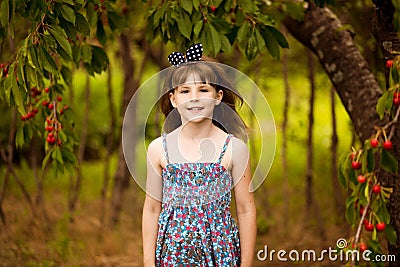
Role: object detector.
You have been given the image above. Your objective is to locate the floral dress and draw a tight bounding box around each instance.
[155,133,241,266]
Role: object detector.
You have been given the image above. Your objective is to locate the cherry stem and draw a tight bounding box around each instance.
[388,105,400,140]
[354,188,373,246]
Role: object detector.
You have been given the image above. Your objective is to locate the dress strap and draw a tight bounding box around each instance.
[162,133,170,164]
[217,134,232,164]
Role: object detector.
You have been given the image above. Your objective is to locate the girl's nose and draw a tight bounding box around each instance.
[190,91,199,101]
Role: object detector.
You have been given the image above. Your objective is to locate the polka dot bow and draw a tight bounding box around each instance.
[167,43,203,67]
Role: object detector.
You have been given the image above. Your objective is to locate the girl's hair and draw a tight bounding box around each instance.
[159,57,248,141]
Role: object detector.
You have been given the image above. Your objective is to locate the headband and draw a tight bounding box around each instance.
[167,43,203,67]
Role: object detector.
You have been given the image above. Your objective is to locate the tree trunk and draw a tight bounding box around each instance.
[305,49,326,241]
[330,85,344,220]
[68,74,91,215]
[100,65,117,228]
[110,30,137,226]
[305,49,315,219]
[281,41,290,230]
[284,3,400,260]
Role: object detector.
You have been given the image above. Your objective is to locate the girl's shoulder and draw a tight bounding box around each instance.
[147,136,164,158]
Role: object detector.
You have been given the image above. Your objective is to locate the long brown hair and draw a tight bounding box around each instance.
[159,58,248,141]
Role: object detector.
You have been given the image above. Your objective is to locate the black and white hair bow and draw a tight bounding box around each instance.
[167,43,203,67]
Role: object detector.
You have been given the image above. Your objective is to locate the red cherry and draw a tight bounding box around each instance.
[63,105,69,110]
[351,161,361,170]
[42,100,49,106]
[46,126,54,132]
[376,222,386,231]
[46,117,52,124]
[386,60,393,68]
[210,5,217,12]
[21,115,27,121]
[365,222,374,231]
[394,92,400,99]
[393,97,400,106]
[44,87,50,93]
[48,103,54,109]
[372,184,381,194]
[0,63,4,69]
[370,139,379,148]
[57,96,62,102]
[363,219,369,225]
[33,107,39,114]
[359,243,367,252]
[383,140,392,150]
[357,175,366,183]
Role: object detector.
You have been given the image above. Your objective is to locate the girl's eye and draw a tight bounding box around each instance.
[180,89,189,94]
[200,88,209,92]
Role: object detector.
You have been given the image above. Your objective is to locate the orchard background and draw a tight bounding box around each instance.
[0,0,400,266]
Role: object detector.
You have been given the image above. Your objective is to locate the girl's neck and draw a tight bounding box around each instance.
[178,119,215,140]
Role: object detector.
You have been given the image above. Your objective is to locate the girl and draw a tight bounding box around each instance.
[142,44,256,267]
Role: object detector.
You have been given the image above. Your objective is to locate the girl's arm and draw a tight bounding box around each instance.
[231,138,257,267]
[142,138,163,267]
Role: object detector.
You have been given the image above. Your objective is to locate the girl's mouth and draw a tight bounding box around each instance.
[187,107,204,113]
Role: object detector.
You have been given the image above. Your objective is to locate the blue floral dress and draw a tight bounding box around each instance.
[155,133,241,266]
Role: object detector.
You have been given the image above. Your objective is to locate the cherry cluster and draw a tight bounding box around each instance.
[21,85,69,147]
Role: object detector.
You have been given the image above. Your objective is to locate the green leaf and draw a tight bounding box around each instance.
[75,11,90,36]
[345,205,356,225]
[10,65,25,115]
[255,27,266,53]
[61,4,76,25]
[220,35,232,53]
[266,26,289,48]
[376,92,388,119]
[377,204,390,224]
[193,20,203,39]
[237,21,250,45]
[0,0,9,28]
[245,34,257,60]
[391,67,399,84]
[261,27,280,59]
[62,0,74,5]
[39,46,58,73]
[237,0,256,13]
[345,195,357,209]
[88,46,109,74]
[381,149,398,174]
[180,0,193,14]
[15,125,25,149]
[81,44,92,64]
[72,44,82,64]
[96,19,107,45]
[338,167,347,189]
[385,224,398,245]
[42,150,52,171]
[61,65,72,86]
[366,148,375,172]
[178,11,192,39]
[49,27,72,60]
[28,45,40,70]
[209,24,221,56]
[192,0,200,11]
[108,11,126,31]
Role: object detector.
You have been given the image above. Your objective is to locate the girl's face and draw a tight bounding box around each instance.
[169,73,223,124]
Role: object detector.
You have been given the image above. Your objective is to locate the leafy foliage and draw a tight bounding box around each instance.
[0,0,127,176]
[338,57,399,258]
[146,0,293,60]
